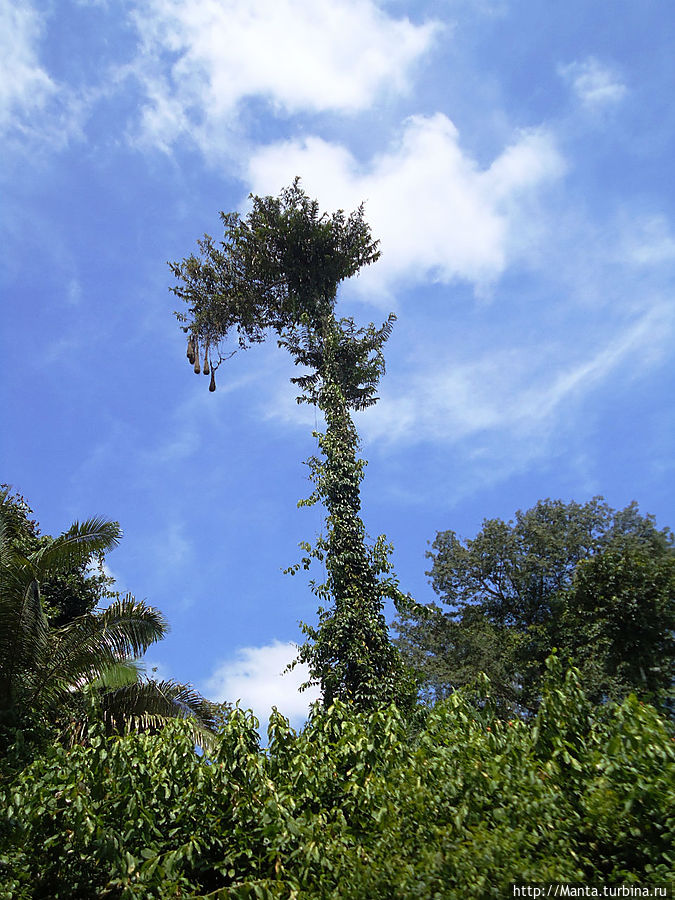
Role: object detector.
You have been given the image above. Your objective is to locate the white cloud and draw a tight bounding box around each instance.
[129,0,438,154]
[205,640,320,726]
[559,57,626,109]
[248,114,564,295]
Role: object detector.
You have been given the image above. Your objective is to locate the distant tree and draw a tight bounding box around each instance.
[395,497,675,714]
[561,543,675,710]
[0,494,216,753]
[170,179,415,710]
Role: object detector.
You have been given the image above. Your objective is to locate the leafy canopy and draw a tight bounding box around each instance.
[396,497,675,714]
[169,177,382,393]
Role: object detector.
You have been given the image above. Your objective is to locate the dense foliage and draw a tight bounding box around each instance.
[1,659,673,898]
[171,181,414,709]
[396,497,675,714]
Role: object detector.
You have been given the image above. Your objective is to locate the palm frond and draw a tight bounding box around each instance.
[0,504,196,748]
[97,595,169,656]
[0,509,10,568]
[89,679,218,751]
[29,518,122,580]
[0,567,49,710]
[88,659,146,691]
[27,595,168,709]
[104,678,216,724]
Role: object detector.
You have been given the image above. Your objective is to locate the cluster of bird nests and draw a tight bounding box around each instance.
[187,335,216,392]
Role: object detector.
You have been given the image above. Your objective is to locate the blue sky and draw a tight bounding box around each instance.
[2,0,674,727]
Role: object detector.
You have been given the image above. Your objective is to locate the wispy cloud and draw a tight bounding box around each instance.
[258,295,672,509]
[128,0,438,155]
[205,640,320,727]
[248,114,564,297]
[358,303,672,448]
[559,57,627,109]
[0,0,85,147]
[620,215,675,267]
[0,0,56,129]
[161,519,193,568]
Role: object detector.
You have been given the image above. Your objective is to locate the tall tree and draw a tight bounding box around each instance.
[395,497,675,714]
[170,180,414,710]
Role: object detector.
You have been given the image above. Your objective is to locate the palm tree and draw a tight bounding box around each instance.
[0,506,217,749]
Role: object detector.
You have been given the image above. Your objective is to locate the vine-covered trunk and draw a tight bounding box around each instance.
[297,323,413,710]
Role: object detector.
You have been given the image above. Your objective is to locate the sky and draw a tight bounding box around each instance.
[2,0,674,729]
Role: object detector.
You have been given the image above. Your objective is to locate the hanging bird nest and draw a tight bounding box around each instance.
[184,331,236,392]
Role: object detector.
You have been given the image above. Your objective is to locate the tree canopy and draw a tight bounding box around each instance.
[169,178,382,393]
[395,497,675,714]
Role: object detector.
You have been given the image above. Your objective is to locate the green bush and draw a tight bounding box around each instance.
[2,660,673,898]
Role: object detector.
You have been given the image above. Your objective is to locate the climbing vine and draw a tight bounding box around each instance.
[170,180,414,709]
